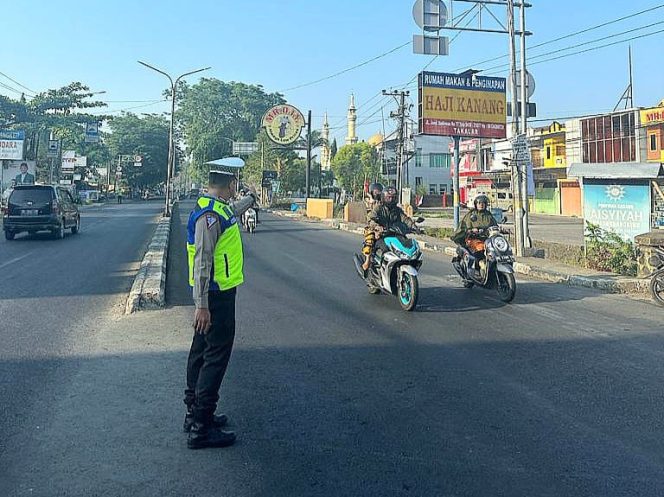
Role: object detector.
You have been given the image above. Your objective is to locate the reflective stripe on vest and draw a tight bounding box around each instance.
[187,196,244,291]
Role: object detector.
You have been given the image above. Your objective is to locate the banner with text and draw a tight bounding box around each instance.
[0,129,25,160]
[583,182,651,242]
[418,72,506,139]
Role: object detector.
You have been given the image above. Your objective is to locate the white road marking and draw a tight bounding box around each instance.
[0,251,34,270]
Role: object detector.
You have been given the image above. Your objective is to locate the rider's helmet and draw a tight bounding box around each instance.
[383,186,398,207]
[474,194,490,210]
[369,182,384,201]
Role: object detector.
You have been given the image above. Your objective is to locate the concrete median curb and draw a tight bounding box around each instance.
[125,214,172,314]
[267,208,649,296]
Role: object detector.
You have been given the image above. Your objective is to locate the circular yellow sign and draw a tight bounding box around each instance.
[262,105,305,145]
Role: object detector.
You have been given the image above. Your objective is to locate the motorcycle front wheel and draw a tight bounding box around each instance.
[650,273,664,307]
[398,272,419,311]
[496,272,516,303]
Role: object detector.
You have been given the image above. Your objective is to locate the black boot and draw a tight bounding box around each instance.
[187,421,236,450]
[183,410,229,433]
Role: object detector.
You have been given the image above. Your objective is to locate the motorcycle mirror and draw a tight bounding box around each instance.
[416,217,425,223]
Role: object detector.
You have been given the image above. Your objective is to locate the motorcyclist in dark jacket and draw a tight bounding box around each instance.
[368,186,419,253]
[451,194,498,270]
[361,182,384,272]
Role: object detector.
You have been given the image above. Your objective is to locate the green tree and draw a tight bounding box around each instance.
[331,142,381,197]
[176,79,285,178]
[330,138,338,160]
[105,113,170,189]
[1,82,109,182]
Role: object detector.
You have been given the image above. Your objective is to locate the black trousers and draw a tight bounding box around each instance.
[184,288,237,423]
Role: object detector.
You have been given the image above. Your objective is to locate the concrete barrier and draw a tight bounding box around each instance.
[125,214,172,314]
[306,198,334,219]
[344,201,367,224]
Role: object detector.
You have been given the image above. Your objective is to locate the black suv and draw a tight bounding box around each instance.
[3,185,80,240]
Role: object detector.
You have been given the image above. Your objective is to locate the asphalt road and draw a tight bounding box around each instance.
[0,201,161,463]
[171,206,663,496]
[2,204,664,496]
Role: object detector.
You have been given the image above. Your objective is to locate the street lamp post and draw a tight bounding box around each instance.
[138,61,210,216]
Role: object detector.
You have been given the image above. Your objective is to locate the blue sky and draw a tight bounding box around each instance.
[4,0,664,143]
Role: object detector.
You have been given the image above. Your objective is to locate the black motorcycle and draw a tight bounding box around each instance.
[648,246,664,307]
[452,225,516,303]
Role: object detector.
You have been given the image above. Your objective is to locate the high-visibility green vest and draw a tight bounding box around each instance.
[187,196,244,292]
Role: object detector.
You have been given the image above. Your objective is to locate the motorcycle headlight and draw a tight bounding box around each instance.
[493,236,509,253]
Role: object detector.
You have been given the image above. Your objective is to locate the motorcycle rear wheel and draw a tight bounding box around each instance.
[496,272,516,303]
[650,274,664,307]
[398,272,419,311]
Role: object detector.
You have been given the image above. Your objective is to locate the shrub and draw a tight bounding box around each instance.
[584,222,637,276]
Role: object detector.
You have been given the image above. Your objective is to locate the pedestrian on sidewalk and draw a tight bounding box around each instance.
[184,170,256,449]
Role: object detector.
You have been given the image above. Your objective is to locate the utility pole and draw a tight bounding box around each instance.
[453,136,461,228]
[306,109,312,200]
[383,90,409,204]
[519,0,531,248]
[507,0,525,256]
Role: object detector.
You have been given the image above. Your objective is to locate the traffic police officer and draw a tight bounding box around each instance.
[184,170,255,449]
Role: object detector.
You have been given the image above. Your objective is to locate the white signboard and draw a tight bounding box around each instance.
[61,151,87,172]
[0,130,25,160]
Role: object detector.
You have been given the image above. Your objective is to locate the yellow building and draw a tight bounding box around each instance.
[541,121,566,168]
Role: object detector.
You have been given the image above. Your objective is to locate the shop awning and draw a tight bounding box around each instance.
[568,162,663,179]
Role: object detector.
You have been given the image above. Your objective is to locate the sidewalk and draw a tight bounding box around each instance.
[269,209,649,296]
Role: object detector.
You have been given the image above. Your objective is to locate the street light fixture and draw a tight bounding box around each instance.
[138,60,211,216]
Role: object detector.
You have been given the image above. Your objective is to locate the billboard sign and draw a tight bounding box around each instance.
[47,139,61,158]
[418,71,506,138]
[61,151,87,172]
[640,106,664,126]
[583,182,651,242]
[233,142,259,155]
[262,105,305,146]
[0,129,25,160]
[1,160,36,191]
[85,122,100,143]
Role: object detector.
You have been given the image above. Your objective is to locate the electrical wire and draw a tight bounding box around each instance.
[90,100,168,115]
[280,40,411,93]
[0,71,36,95]
[451,2,664,73]
[485,27,664,76]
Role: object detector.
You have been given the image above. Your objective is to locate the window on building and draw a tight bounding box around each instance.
[415,177,423,188]
[546,146,551,160]
[429,153,451,168]
[582,112,636,164]
[651,133,658,152]
[415,148,423,167]
[439,185,447,194]
[429,184,437,195]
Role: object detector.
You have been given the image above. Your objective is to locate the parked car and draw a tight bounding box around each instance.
[3,185,80,240]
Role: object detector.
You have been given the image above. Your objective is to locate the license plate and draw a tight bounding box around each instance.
[21,209,38,216]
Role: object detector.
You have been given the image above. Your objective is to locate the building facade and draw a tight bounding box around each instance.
[641,102,664,163]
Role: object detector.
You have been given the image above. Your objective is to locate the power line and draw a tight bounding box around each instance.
[451,2,664,73]
[0,71,36,95]
[280,40,411,92]
[482,21,664,73]
[91,100,168,115]
[486,27,664,75]
[0,81,25,96]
